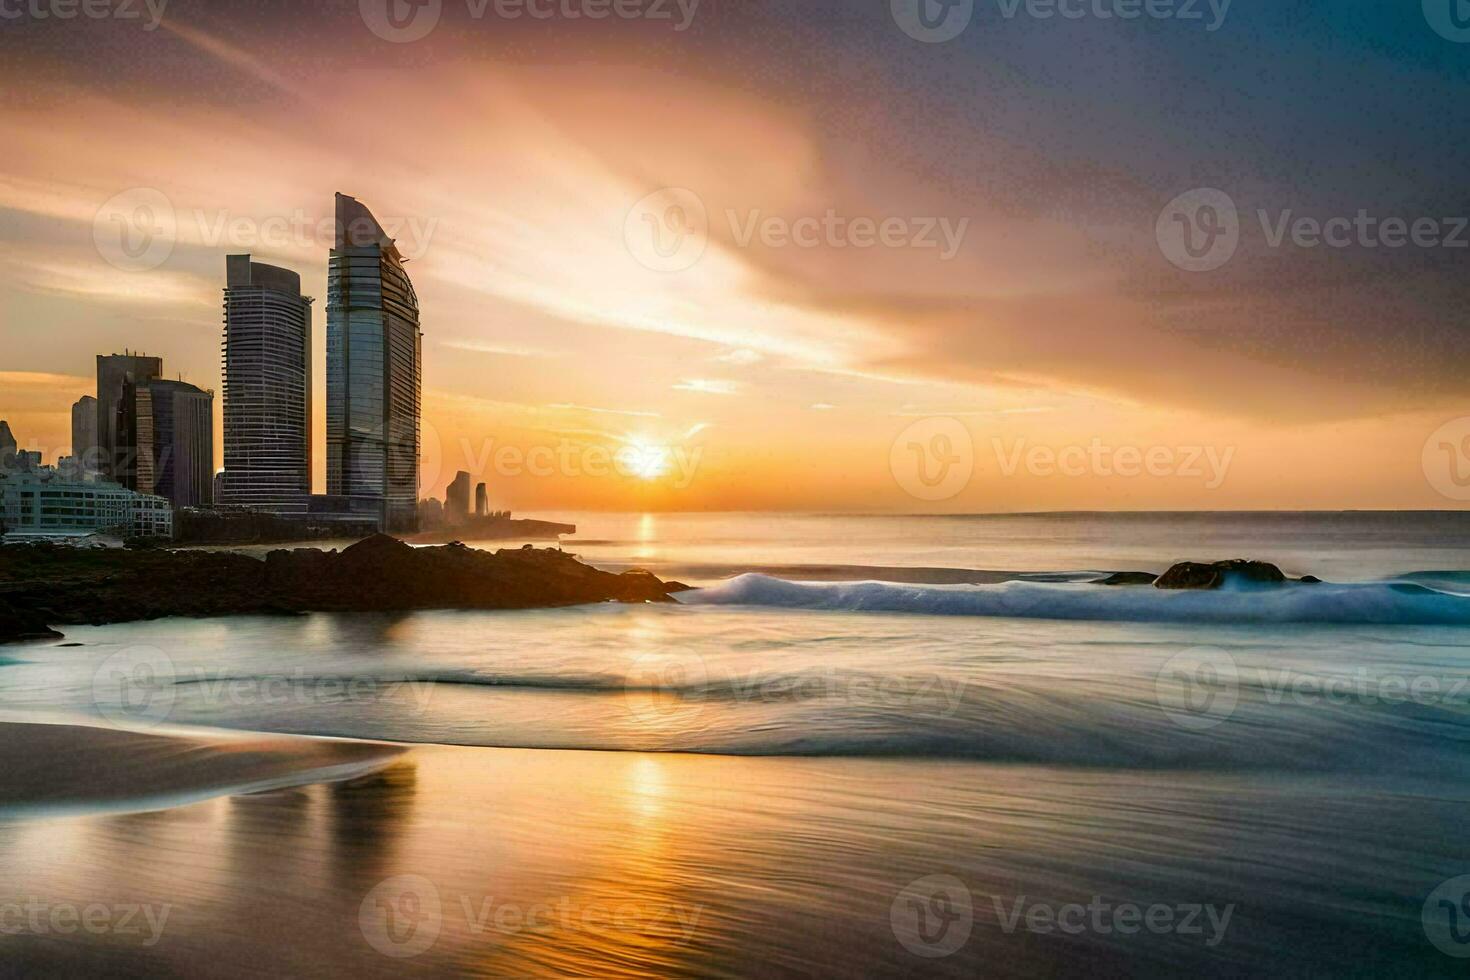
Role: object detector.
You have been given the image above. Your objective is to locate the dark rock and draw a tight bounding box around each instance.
[1299,575,1322,584]
[1097,571,1159,586]
[1155,559,1289,590]
[0,597,63,643]
[0,536,684,634]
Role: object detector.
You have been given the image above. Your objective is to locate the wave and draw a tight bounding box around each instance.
[677,574,1470,625]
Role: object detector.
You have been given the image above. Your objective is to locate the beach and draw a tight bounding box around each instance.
[3,512,1470,976]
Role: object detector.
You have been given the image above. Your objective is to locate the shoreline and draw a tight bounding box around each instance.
[0,718,405,818]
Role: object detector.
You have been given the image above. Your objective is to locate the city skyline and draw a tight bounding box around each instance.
[1,3,1467,512]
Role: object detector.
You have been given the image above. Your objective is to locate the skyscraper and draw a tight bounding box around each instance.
[221,255,313,513]
[135,380,214,508]
[326,192,422,531]
[96,352,162,489]
[71,395,98,475]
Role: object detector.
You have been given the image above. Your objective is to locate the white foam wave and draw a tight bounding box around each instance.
[678,574,1470,625]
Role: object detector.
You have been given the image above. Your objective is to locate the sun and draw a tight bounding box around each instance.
[622,438,671,480]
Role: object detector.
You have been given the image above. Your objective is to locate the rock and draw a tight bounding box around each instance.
[1299,575,1322,584]
[1097,571,1158,586]
[1154,559,1289,590]
[0,597,63,644]
[0,536,685,632]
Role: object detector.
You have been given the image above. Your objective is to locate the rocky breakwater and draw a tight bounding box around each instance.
[0,535,689,642]
[1099,559,1322,589]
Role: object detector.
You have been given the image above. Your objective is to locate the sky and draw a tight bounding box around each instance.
[1,0,1468,512]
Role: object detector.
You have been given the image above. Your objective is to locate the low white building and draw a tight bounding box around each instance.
[0,470,172,539]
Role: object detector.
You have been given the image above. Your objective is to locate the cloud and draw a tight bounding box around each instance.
[672,379,739,395]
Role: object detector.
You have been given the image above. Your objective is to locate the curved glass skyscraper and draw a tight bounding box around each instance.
[221,255,313,513]
[326,193,422,531]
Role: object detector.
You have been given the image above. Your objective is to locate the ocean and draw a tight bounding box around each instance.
[2,511,1469,976]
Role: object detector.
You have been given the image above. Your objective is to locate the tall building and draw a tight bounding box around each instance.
[221,255,314,513]
[445,471,471,524]
[135,380,214,508]
[71,395,99,475]
[326,192,422,531]
[0,420,15,471]
[474,482,487,518]
[96,352,163,489]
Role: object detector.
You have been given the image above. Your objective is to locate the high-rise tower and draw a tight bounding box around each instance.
[221,255,313,513]
[96,352,163,489]
[135,380,214,508]
[326,193,422,531]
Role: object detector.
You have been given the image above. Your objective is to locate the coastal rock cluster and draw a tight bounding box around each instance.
[1100,559,1321,589]
[0,535,688,643]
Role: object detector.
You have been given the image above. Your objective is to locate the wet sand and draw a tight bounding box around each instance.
[0,720,404,816]
[2,742,1466,978]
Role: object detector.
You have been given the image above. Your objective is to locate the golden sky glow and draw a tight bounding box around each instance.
[1,9,1466,512]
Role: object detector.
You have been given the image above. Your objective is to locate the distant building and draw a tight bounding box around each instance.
[475,482,487,518]
[135,380,214,508]
[0,420,16,470]
[326,192,422,532]
[96,352,163,490]
[1,467,171,539]
[445,471,471,524]
[417,496,444,528]
[71,395,99,475]
[221,255,314,514]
